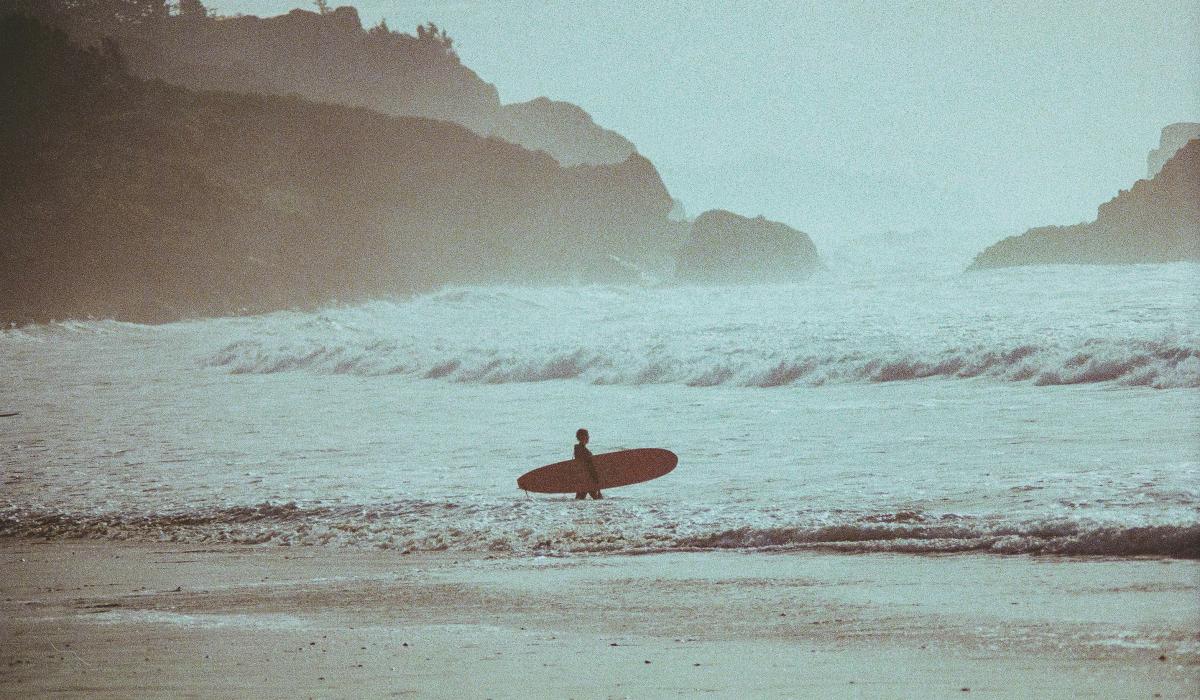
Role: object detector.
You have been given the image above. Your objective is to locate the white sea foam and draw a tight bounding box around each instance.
[2,502,1196,558]
[181,266,1200,388]
[2,264,1197,561]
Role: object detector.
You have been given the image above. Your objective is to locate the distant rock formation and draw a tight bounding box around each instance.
[667,198,689,222]
[969,138,1200,269]
[2,1,637,167]
[0,15,680,324]
[1148,122,1200,178]
[676,210,823,283]
[493,97,635,167]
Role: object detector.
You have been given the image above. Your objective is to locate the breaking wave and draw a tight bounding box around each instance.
[203,336,1200,389]
[2,502,1196,559]
[8,275,1199,390]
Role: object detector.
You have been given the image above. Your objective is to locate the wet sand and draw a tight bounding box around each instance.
[1,540,1196,698]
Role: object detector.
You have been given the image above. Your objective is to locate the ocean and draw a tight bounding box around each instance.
[3,259,1198,558]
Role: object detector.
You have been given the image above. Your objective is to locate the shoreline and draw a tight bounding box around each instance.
[2,539,1196,698]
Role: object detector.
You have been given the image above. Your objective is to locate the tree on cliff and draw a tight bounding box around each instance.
[368,18,390,37]
[415,21,454,56]
[177,0,207,19]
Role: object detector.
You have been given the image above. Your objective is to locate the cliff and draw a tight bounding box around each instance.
[1,1,636,167]
[493,97,635,167]
[0,15,678,324]
[1147,122,1200,179]
[969,138,1200,269]
[676,210,823,284]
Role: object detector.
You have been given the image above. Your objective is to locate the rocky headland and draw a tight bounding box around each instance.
[3,1,634,168]
[969,137,1199,269]
[0,14,682,324]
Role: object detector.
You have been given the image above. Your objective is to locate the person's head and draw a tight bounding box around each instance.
[576,428,589,445]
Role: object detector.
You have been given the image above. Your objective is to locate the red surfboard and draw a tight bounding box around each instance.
[517,448,677,494]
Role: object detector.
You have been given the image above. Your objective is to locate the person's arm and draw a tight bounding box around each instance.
[578,446,599,483]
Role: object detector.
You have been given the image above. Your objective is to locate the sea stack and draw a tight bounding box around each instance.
[675,210,823,283]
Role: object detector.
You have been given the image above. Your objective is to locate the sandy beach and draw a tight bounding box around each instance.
[5,2,1199,698]
[1,540,1195,698]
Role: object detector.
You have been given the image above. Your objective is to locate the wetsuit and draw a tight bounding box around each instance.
[574,443,602,499]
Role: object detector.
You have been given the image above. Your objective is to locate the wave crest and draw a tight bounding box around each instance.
[203,337,1200,389]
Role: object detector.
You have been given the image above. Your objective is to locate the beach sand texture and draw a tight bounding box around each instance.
[2,541,1196,698]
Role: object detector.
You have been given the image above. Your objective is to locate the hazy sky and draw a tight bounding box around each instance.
[209,0,1199,243]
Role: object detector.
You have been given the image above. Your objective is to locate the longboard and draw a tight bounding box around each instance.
[517,448,677,494]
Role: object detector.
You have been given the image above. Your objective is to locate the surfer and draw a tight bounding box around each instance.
[574,428,603,500]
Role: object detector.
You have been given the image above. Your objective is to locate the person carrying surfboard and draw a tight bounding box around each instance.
[517,443,676,495]
[574,428,603,500]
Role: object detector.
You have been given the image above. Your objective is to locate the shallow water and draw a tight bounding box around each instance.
[3,262,1198,557]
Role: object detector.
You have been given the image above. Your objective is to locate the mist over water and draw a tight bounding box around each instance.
[206,0,1200,238]
[3,262,1198,558]
[198,259,1199,389]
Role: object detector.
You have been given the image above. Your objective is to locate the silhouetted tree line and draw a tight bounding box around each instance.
[0,14,679,324]
[0,0,459,59]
